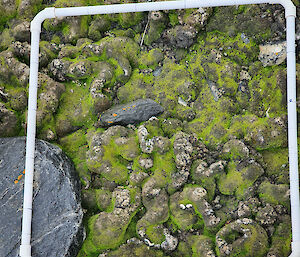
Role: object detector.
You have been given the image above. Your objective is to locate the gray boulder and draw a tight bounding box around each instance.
[0,137,83,257]
[97,99,164,127]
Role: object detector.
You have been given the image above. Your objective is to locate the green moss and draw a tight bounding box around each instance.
[258,181,290,209]
[262,148,289,183]
[138,48,164,70]
[118,12,145,29]
[168,11,179,26]
[145,224,165,244]
[55,82,95,131]
[80,188,140,255]
[59,129,90,186]
[144,15,167,46]
[269,216,292,256]
[218,160,264,200]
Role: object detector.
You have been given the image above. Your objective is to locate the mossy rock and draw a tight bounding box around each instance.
[237,64,286,118]
[169,191,202,231]
[88,15,111,41]
[144,11,167,46]
[80,186,141,255]
[119,59,196,120]
[262,148,289,184]
[191,160,226,201]
[86,126,139,184]
[81,189,113,212]
[258,180,290,209]
[216,218,268,257]
[221,139,250,161]
[106,239,164,257]
[206,6,273,43]
[170,184,221,233]
[55,82,95,137]
[218,160,264,199]
[59,129,90,186]
[98,36,139,67]
[188,235,215,257]
[229,114,287,150]
[268,215,292,256]
[138,48,164,70]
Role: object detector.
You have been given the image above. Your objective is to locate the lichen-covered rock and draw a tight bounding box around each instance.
[48,58,72,82]
[67,59,95,79]
[256,203,278,226]
[80,186,141,255]
[0,50,29,86]
[0,103,19,136]
[164,25,197,49]
[97,99,164,127]
[216,218,268,257]
[0,137,83,257]
[258,41,286,66]
[11,20,30,42]
[168,131,194,192]
[218,159,264,199]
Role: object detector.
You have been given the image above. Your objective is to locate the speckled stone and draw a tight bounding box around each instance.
[0,137,83,257]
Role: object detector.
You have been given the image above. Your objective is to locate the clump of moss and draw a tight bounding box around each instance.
[218,160,264,199]
[138,48,164,70]
[59,129,90,186]
[55,82,95,137]
[262,148,289,184]
[258,180,290,209]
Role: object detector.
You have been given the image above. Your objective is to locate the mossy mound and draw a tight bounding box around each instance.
[79,186,141,256]
[216,218,268,257]
[218,160,264,200]
[55,82,95,137]
[86,126,139,185]
[258,180,290,209]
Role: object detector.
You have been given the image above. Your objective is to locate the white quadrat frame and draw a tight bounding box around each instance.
[20,0,299,256]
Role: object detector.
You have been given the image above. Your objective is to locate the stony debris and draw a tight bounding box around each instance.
[97,99,164,127]
[258,41,286,66]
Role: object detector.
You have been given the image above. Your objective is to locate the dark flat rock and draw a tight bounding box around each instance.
[0,137,83,257]
[97,98,164,127]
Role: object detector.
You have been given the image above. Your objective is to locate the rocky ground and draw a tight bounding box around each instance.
[0,0,300,256]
